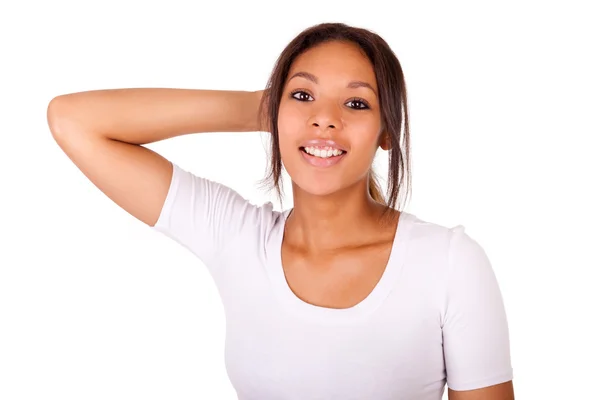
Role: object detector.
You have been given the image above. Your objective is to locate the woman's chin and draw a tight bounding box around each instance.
[292,180,346,198]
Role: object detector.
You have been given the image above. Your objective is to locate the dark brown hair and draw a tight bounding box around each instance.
[258,22,412,215]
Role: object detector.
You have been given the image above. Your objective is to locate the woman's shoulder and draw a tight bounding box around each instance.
[406,212,491,273]
[403,211,466,244]
[152,161,286,265]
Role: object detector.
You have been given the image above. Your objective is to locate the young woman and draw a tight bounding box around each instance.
[47,22,514,400]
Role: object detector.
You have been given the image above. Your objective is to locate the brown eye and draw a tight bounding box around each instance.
[345,98,369,110]
[291,91,313,101]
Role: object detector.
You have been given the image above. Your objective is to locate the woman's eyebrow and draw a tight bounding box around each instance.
[288,71,377,95]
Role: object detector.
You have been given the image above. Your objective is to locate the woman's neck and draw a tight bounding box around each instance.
[285,181,394,254]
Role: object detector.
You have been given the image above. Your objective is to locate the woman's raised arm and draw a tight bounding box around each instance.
[47,88,264,226]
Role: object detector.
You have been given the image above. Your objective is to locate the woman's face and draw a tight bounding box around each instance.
[278,40,388,197]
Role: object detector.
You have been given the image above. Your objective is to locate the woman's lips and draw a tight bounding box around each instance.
[299,148,346,167]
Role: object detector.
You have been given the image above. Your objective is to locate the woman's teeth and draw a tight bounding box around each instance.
[302,146,345,158]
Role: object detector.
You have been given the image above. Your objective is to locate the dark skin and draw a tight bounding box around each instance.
[448,381,515,400]
[278,40,395,251]
[279,40,398,308]
[277,40,514,400]
[281,204,399,310]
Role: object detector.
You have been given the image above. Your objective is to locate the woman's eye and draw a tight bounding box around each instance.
[291,91,369,110]
[291,91,313,101]
[346,99,369,110]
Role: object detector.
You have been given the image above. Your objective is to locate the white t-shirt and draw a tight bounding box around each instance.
[152,162,513,400]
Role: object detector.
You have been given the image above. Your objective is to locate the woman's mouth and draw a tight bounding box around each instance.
[299,146,347,168]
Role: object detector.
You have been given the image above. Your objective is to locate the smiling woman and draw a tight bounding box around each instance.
[48,22,514,400]
[259,28,409,211]
[274,40,389,201]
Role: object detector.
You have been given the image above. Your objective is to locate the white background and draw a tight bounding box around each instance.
[1,0,598,399]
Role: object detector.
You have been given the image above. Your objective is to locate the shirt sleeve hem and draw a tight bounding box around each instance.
[447,369,513,391]
[152,161,179,231]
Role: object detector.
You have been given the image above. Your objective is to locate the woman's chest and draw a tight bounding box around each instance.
[280,241,393,310]
[219,245,448,399]
[223,305,445,399]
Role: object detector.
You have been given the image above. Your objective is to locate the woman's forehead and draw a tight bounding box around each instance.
[287,42,377,88]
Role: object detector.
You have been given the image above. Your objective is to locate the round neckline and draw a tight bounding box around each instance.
[266,208,414,324]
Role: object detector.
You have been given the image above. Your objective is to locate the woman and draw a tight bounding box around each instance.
[47,22,514,400]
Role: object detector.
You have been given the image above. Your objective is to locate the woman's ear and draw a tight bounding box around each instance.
[378,132,391,151]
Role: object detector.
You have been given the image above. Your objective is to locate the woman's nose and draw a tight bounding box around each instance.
[309,102,342,130]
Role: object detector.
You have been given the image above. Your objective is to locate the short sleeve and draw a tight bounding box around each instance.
[152,162,265,270]
[442,226,514,391]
